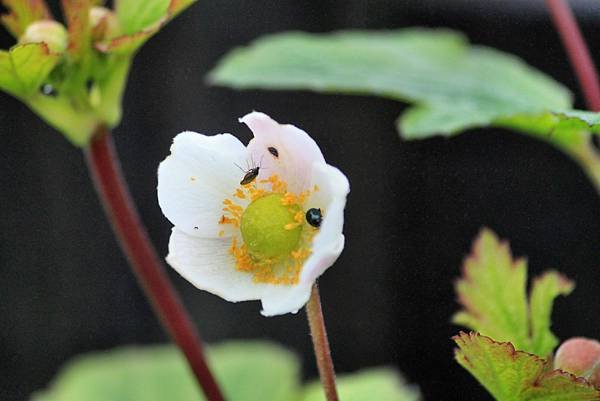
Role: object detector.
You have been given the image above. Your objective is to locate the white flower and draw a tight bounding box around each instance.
[157,112,349,316]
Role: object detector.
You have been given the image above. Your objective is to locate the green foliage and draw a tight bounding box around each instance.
[529,272,575,357]
[0,43,59,97]
[300,368,420,401]
[453,332,600,401]
[115,0,170,35]
[210,29,600,191]
[209,29,570,136]
[0,0,196,146]
[453,229,573,357]
[32,341,419,401]
[32,342,301,401]
[98,0,196,54]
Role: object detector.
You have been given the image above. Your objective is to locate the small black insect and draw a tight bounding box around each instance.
[305,208,323,228]
[268,146,279,158]
[240,166,260,185]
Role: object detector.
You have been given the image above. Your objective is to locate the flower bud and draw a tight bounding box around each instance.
[20,20,68,53]
[89,7,120,41]
[554,337,600,386]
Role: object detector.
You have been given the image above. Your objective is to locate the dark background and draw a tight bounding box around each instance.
[1,1,599,400]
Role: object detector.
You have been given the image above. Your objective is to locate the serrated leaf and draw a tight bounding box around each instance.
[32,341,301,401]
[209,29,571,135]
[529,272,575,357]
[453,228,573,357]
[1,0,52,37]
[453,332,600,401]
[0,42,59,97]
[300,368,420,401]
[97,0,195,54]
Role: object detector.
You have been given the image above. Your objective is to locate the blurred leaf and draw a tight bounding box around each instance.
[1,0,52,37]
[453,332,600,401]
[115,0,169,35]
[453,228,573,357]
[97,0,195,54]
[209,29,571,136]
[300,368,420,401]
[33,341,301,401]
[209,29,600,191]
[0,43,59,97]
[529,272,575,358]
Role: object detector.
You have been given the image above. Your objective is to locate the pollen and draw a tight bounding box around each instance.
[218,174,317,286]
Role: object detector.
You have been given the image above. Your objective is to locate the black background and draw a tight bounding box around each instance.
[1,1,599,401]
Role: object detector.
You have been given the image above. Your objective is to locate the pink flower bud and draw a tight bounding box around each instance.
[554,337,600,386]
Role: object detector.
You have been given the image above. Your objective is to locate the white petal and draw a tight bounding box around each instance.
[261,162,350,317]
[301,162,349,285]
[260,284,313,317]
[157,131,247,237]
[166,228,265,302]
[240,111,325,193]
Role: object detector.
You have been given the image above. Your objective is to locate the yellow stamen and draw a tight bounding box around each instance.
[218,173,319,285]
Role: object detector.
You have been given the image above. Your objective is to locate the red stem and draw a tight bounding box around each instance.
[306,284,340,401]
[546,0,600,111]
[84,127,226,401]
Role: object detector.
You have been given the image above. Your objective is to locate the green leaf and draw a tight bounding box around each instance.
[1,0,52,37]
[0,43,59,97]
[115,0,170,35]
[453,332,600,401]
[98,0,195,54]
[300,368,420,401]
[453,228,573,357]
[32,341,301,401]
[209,29,600,191]
[209,29,571,135]
[529,272,574,358]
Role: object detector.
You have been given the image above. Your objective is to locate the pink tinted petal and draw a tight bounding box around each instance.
[300,162,349,285]
[240,111,325,193]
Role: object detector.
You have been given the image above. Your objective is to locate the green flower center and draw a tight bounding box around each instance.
[240,194,303,258]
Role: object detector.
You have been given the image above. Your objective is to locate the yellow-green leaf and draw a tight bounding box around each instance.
[32,341,301,401]
[454,332,600,401]
[0,42,59,97]
[453,229,573,357]
[97,0,195,54]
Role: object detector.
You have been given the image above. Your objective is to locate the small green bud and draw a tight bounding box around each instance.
[241,194,302,258]
[20,20,68,53]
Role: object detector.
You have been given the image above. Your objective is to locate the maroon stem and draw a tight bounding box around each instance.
[306,284,340,401]
[84,126,226,401]
[546,0,600,111]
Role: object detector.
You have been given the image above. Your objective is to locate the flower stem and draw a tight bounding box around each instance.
[84,126,226,401]
[545,0,600,111]
[306,283,340,401]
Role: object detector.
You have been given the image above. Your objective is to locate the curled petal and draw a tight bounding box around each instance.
[241,111,325,193]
